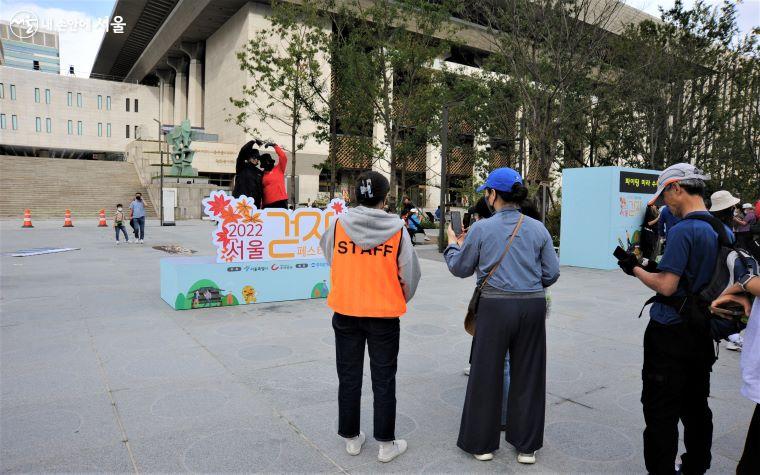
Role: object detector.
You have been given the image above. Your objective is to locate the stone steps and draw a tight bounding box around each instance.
[0,155,156,218]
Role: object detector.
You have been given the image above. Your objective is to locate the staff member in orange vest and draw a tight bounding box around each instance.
[320,171,421,463]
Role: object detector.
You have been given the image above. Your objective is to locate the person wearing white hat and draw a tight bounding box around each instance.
[617,163,734,474]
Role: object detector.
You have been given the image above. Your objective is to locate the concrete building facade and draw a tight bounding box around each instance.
[0,21,60,74]
[0,66,159,159]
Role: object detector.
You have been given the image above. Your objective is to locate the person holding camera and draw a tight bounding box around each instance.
[319,171,421,463]
[444,167,559,465]
[617,163,729,474]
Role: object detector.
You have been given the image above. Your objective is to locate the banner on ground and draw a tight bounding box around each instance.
[202,190,347,263]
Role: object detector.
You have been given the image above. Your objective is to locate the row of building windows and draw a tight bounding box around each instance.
[0,83,17,100]
[1,113,139,139]
[0,83,140,114]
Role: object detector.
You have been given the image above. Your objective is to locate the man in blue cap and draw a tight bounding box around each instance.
[444,168,559,465]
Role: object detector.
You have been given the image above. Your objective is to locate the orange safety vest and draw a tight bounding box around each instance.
[327,221,407,318]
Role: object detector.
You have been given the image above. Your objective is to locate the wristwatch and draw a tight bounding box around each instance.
[739,273,757,292]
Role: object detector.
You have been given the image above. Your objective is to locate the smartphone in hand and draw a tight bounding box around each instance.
[613,246,628,261]
[451,211,463,236]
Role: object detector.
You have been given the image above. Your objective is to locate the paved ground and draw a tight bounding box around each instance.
[0,220,753,473]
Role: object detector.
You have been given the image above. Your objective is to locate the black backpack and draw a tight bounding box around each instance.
[642,214,758,353]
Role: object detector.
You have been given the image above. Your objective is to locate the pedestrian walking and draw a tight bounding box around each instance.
[618,164,728,474]
[319,171,421,463]
[129,192,146,243]
[444,167,560,465]
[113,204,129,244]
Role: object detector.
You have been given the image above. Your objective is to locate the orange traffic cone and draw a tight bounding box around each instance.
[21,209,33,228]
[98,209,107,227]
[63,209,74,227]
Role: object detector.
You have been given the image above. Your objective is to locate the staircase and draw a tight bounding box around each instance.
[0,156,156,218]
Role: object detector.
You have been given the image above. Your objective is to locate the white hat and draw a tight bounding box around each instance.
[709,190,740,212]
[649,163,710,206]
[743,203,753,209]
[410,208,418,213]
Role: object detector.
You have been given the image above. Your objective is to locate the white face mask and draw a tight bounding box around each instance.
[117,207,123,212]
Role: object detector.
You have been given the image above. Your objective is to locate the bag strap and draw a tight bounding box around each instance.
[479,214,525,290]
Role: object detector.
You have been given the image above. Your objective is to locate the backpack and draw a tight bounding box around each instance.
[641,214,758,358]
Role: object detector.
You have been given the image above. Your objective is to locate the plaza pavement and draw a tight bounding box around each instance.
[0,219,753,474]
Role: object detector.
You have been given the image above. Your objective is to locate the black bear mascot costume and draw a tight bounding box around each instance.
[231,140,275,209]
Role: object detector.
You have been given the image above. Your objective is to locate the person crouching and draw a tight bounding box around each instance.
[319,171,421,463]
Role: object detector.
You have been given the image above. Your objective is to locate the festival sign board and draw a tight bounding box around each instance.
[201,190,347,263]
[559,166,660,270]
[160,190,344,310]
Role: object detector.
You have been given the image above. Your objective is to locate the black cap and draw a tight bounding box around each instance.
[355,171,389,206]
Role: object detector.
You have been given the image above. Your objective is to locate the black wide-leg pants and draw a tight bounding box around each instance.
[457,296,546,454]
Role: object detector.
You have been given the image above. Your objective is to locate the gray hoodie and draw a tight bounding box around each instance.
[320,206,421,302]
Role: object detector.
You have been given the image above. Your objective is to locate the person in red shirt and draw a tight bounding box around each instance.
[260,141,289,209]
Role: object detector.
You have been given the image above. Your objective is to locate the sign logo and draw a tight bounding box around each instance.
[227,266,241,272]
[295,263,308,269]
[10,11,39,39]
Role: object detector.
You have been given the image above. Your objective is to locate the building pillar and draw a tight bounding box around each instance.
[372,54,393,181]
[474,130,489,187]
[180,42,204,128]
[167,56,188,126]
[425,142,441,209]
[155,69,175,127]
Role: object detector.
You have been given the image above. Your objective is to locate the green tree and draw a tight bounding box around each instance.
[230,1,331,205]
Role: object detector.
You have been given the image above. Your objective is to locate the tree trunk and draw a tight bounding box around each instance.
[329,94,338,199]
[291,113,298,207]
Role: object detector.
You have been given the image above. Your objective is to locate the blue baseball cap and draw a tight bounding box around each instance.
[476,167,523,192]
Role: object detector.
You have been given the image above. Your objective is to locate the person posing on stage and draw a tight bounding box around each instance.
[260,141,289,209]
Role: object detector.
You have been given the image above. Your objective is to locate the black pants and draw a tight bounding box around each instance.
[264,199,289,209]
[332,313,399,442]
[738,404,760,474]
[458,296,546,454]
[642,320,713,474]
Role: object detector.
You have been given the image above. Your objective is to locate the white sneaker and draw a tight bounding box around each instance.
[378,439,407,463]
[345,431,365,456]
[474,453,493,461]
[726,341,742,351]
[138,239,144,244]
[464,365,470,376]
[517,452,536,464]
[116,241,120,245]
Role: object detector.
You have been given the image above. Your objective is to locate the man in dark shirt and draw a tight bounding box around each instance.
[618,163,726,474]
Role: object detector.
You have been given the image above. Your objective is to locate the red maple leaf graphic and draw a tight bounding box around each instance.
[208,193,231,217]
[330,201,345,214]
[220,205,242,226]
[216,227,231,248]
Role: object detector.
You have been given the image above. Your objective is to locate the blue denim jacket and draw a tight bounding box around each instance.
[444,208,560,292]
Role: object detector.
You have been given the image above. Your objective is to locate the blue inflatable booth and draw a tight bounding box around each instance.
[559,167,660,270]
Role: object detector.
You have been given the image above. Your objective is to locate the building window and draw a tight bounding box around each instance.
[68,120,73,135]
[11,115,18,130]
[77,93,82,107]
[126,98,130,112]
[97,95,102,110]
[98,122,103,137]
[34,88,40,103]
[0,83,4,99]
[77,121,83,135]
[134,125,139,138]
[0,114,6,129]
[106,96,111,110]
[33,60,40,70]
[106,123,111,137]
[45,89,51,104]
[10,84,16,100]
[35,117,41,132]
[46,118,52,133]
[134,99,139,112]
[67,92,72,106]
[126,124,130,138]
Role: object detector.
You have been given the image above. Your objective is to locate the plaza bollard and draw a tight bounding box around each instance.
[21,209,33,228]
[63,209,74,227]
[98,209,107,227]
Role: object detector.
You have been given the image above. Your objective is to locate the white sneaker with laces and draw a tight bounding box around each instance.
[474,453,493,461]
[378,439,407,463]
[344,431,365,456]
[116,241,120,245]
[517,452,536,464]
[139,239,144,244]
[726,341,742,351]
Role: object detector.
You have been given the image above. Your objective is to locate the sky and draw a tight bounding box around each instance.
[0,0,757,77]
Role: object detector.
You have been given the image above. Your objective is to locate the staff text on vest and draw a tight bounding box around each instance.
[336,241,395,256]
